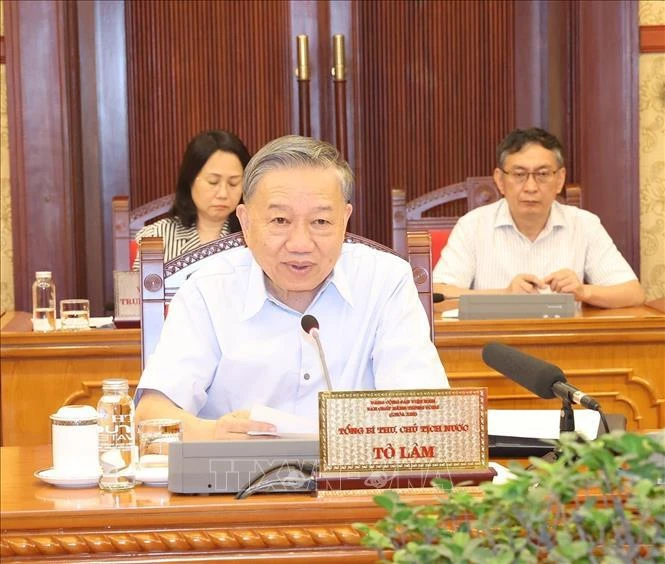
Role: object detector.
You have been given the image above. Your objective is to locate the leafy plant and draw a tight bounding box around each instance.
[355,431,665,563]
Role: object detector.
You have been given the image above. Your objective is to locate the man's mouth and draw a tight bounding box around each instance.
[285,262,314,272]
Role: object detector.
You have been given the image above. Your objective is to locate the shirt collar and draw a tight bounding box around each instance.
[328,250,354,307]
[493,199,567,234]
[174,222,199,242]
[241,257,271,320]
[174,219,231,242]
[240,246,355,320]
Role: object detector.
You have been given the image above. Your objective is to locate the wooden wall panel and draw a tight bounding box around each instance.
[352,0,515,244]
[577,1,639,272]
[5,0,84,312]
[125,0,293,207]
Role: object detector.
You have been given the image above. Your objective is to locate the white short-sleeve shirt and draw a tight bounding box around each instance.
[136,242,448,421]
[432,199,637,289]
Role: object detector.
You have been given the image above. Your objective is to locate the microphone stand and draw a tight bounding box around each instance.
[529,400,575,468]
[559,399,575,433]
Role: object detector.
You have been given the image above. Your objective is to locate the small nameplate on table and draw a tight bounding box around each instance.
[113,271,140,326]
[317,388,493,492]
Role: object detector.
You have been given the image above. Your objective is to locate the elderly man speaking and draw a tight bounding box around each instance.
[135,135,448,440]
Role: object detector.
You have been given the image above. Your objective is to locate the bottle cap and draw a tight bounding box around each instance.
[35,271,52,279]
[102,378,130,391]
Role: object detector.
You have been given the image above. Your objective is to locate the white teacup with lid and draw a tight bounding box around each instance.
[50,405,100,477]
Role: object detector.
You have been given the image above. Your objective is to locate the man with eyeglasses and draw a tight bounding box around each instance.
[432,128,644,309]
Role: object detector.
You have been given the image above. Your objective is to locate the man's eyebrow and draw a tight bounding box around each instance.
[511,165,555,171]
[266,203,334,212]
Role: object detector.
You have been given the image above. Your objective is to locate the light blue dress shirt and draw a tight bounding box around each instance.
[136,242,448,421]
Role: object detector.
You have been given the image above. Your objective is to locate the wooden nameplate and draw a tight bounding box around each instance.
[315,466,496,492]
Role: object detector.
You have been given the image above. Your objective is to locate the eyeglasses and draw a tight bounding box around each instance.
[500,168,561,186]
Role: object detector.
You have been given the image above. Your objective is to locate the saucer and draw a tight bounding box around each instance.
[136,466,168,487]
[35,468,100,489]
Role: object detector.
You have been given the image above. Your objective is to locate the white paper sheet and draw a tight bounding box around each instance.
[441,308,459,319]
[248,404,318,437]
[488,409,600,440]
[489,461,517,485]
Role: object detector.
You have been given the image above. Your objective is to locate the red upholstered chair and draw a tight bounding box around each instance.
[430,229,452,269]
[112,195,174,272]
[139,231,434,368]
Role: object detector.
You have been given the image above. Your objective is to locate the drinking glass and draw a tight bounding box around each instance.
[138,419,183,469]
[60,299,90,330]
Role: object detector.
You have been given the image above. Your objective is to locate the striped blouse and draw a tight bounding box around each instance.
[132,217,233,271]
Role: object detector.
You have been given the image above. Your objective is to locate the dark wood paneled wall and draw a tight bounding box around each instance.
[125,0,292,207]
[4,0,640,313]
[353,1,515,243]
[5,0,84,312]
[576,1,639,273]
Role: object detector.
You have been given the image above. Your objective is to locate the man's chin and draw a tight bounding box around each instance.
[267,272,326,294]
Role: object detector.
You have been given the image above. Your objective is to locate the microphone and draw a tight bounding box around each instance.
[300,315,333,391]
[482,342,600,411]
[433,293,445,303]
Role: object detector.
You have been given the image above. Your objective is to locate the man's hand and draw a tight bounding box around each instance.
[507,274,546,294]
[544,269,587,301]
[213,410,276,440]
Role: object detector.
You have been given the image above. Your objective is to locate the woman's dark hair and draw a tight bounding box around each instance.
[170,129,251,230]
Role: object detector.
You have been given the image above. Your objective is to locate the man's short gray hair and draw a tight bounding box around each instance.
[243,135,354,202]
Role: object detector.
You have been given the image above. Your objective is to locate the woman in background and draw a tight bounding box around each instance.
[133,129,251,269]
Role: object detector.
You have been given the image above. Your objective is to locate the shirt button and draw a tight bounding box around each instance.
[303,373,311,381]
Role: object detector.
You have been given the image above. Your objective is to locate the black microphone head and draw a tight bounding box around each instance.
[433,293,445,303]
[301,314,319,334]
[482,342,565,399]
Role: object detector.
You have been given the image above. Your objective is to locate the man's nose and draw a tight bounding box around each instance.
[523,174,539,191]
[285,222,315,252]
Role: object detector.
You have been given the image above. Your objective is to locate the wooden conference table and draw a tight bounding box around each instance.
[0,444,422,562]
[1,303,664,445]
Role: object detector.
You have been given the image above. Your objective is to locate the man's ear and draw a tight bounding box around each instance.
[236,204,249,233]
[555,167,566,195]
[344,203,353,227]
[493,168,506,196]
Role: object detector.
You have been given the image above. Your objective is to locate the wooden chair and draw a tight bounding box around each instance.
[392,178,583,261]
[112,195,174,271]
[392,177,500,259]
[139,231,434,368]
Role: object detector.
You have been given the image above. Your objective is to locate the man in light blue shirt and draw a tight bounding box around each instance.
[136,135,448,440]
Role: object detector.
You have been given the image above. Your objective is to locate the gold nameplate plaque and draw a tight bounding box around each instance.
[318,388,488,473]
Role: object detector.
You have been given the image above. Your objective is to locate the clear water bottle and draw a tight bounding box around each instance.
[97,378,136,491]
[32,271,56,332]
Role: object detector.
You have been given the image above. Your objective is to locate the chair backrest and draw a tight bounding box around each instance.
[111,195,175,271]
[392,177,500,258]
[139,231,434,368]
[392,178,583,259]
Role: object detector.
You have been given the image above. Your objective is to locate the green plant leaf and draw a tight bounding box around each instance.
[360,431,665,562]
[373,490,400,512]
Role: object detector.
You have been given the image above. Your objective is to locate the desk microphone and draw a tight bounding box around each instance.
[301,315,333,391]
[433,293,445,303]
[482,342,601,411]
